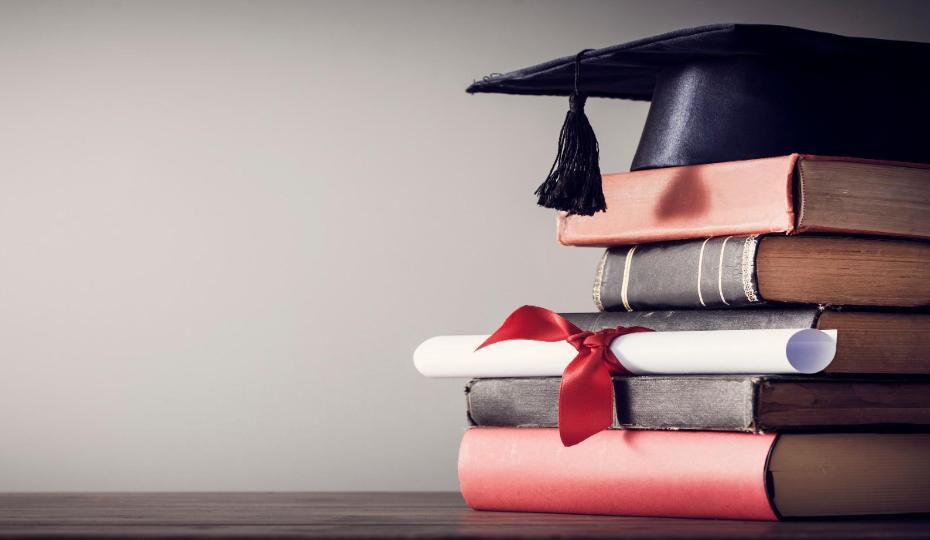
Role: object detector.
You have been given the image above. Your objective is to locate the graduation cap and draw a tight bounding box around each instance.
[467,24,930,215]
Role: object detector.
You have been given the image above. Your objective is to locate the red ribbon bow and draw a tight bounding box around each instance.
[477,305,653,446]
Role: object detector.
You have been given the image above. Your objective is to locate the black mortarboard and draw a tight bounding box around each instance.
[467,24,930,215]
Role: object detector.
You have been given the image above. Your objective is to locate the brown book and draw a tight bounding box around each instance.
[757,236,930,307]
[769,433,930,517]
[559,154,930,246]
[595,235,930,310]
[815,311,930,374]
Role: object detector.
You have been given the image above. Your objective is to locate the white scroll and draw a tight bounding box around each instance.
[414,328,837,378]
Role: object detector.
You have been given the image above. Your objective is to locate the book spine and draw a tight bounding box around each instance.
[466,377,757,431]
[595,235,764,311]
[458,428,778,520]
[562,308,819,332]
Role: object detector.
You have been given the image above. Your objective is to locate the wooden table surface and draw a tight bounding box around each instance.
[1,492,929,539]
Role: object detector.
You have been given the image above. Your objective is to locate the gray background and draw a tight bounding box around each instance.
[0,0,927,491]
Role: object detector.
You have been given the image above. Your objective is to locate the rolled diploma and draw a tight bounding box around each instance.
[413,328,837,377]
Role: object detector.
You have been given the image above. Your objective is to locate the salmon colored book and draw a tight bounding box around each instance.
[459,429,930,520]
[557,154,930,246]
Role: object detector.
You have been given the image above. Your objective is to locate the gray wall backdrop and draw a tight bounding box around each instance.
[1,0,928,491]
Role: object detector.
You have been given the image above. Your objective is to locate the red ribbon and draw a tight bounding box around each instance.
[477,305,653,446]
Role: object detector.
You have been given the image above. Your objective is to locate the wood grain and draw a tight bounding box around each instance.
[0,492,928,539]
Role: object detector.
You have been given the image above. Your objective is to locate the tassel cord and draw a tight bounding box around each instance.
[534,49,606,216]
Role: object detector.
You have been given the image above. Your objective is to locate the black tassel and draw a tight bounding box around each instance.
[534,50,606,216]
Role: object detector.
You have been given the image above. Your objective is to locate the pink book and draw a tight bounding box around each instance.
[458,428,930,519]
[557,154,930,246]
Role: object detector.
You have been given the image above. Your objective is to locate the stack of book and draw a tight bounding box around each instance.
[418,154,930,519]
[416,25,930,520]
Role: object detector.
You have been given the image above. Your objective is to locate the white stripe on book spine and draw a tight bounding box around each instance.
[717,236,732,306]
[696,237,711,307]
[620,245,637,312]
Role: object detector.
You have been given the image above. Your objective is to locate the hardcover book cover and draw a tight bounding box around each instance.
[558,154,930,246]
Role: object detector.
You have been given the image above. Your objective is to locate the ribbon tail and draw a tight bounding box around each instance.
[557,350,615,446]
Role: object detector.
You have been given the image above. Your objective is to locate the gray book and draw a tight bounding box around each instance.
[593,235,930,311]
[466,376,930,432]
